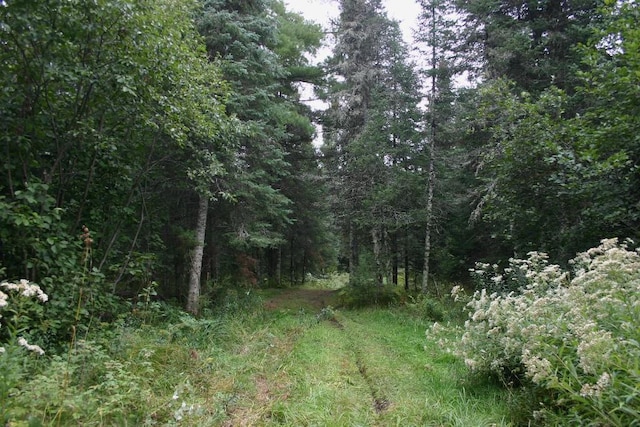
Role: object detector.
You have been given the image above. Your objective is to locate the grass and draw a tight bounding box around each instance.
[7,277,516,426]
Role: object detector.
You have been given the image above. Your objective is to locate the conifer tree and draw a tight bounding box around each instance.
[323,0,423,286]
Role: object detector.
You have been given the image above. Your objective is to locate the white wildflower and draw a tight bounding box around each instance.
[451,285,463,301]
[431,322,444,334]
[580,372,611,397]
[1,279,48,303]
[471,309,486,322]
[577,331,614,374]
[522,350,553,384]
[0,347,5,354]
[17,336,45,356]
[464,358,477,370]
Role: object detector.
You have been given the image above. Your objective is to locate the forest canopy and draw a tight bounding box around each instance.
[1,0,638,313]
[1,1,639,425]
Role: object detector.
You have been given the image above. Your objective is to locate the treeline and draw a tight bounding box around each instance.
[0,0,331,325]
[1,0,639,324]
[323,0,640,292]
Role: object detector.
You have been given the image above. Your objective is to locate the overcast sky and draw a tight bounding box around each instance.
[283,0,426,145]
[284,0,423,48]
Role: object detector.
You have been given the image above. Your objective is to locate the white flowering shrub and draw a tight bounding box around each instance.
[459,239,640,425]
[0,279,49,423]
[0,279,48,354]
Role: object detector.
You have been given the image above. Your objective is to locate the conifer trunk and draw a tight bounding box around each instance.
[276,247,282,286]
[404,231,410,291]
[422,146,435,293]
[187,193,208,315]
[372,225,383,286]
[349,220,358,285]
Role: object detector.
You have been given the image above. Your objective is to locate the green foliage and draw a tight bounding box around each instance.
[455,0,599,92]
[0,279,48,423]
[0,183,76,282]
[458,238,640,425]
[458,0,640,266]
[1,273,515,426]
[204,285,264,317]
[12,339,152,425]
[323,1,425,287]
[338,284,403,308]
[0,0,233,313]
[0,186,122,346]
[405,294,448,322]
[194,0,333,287]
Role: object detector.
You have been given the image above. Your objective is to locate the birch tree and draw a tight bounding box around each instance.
[416,0,458,292]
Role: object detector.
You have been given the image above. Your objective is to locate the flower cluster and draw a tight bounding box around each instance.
[1,279,49,355]
[458,238,640,424]
[17,337,45,356]
[1,279,48,303]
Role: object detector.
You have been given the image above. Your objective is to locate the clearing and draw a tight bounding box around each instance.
[194,284,514,426]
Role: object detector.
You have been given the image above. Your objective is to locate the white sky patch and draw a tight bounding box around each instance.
[284,0,424,147]
[284,0,421,46]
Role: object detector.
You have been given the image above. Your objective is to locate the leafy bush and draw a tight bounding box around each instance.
[12,339,153,425]
[1,185,126,347]
[458,238,640,425]
[204,284,264,317]
[0,279,50,423]
[405,294,446,322]
[338,284,403,308]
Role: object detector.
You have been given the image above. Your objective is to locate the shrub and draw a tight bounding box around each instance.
[405,294,446,322]
[458,238,640,425]
[338,284,403,308]
[0,279,49,423]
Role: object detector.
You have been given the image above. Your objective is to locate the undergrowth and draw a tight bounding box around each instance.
[2,273,515,426]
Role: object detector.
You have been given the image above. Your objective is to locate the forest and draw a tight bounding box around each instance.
[1,0,639,425]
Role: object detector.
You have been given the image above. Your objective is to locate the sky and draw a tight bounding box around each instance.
[283,0,425,145]
[284,0,423,51]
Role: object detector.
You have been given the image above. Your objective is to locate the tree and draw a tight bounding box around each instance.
[322,0,387,284]
[414,0,460,292]
[195,0,331,289]
[462,0,640,263]
[323,0,425,287]
[0,0,231,322]
[455,0,600,92]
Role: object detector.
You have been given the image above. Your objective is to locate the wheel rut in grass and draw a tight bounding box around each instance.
[259,288,392,419]
[326,314,391,415]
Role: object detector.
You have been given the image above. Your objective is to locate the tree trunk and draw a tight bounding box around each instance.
[422,1,438,294]
[421,157,435,293]
[372,225,383,286]
[276,247,282,286]
[404,233,410,291]
[392,232,398,285]
[348,220,358,285]
[187,193,208,315]
[290,237,295,285]
[302,250,307,284]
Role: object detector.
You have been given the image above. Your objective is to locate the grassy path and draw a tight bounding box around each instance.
[9,284,515,425]
[210,287,512,426]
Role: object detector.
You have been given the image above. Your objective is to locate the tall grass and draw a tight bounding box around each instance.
[2,276,515,426]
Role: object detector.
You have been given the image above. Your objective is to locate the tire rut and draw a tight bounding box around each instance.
[322,314,391,416]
